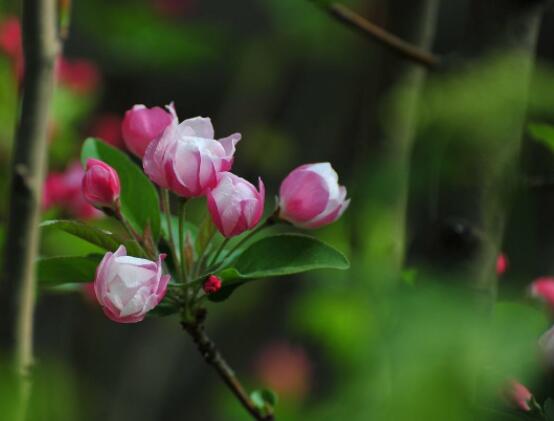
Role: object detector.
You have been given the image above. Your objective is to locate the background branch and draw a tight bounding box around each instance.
[312,2,440,69]
[0,0,60,417]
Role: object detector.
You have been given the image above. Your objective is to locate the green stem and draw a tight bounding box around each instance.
[179,199,189,281]
[207,238,230,269]
[193,229,217,278]
[211,219,274,272]
[161,189,182,282]
[114,207,153,259]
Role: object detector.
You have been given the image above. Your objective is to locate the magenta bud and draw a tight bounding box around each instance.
[278,163,350,229]
[207,172,265,237]
[122,104,173,158]
[203,275,222,294]
[82,158,121,208]
[94,246,170,323]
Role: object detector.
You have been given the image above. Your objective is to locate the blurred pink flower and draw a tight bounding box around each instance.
[56,58,100,94]
[496,253,508,277]
[0,17,23,81]
[530,277,554,313]
[504,380,532,412]
[254,341,312,401]
[88,114,124,149]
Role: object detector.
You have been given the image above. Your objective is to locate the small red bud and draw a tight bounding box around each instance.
[203,275,222,294]
[496,253,508,277]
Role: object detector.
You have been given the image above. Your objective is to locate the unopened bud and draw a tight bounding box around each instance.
[203,275,222,294]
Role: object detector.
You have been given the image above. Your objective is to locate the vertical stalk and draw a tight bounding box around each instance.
[0,0,60,417]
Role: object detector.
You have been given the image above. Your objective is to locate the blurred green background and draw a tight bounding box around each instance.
[2,0,554,420]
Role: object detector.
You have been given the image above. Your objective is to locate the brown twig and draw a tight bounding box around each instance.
[182,309,274,421]
[0,0,60,418]
[314,2,440,69]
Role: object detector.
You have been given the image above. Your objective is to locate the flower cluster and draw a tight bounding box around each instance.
[78,102,349,323]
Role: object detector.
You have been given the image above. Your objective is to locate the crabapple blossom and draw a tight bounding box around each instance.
[94,245,170,323]
[206,172,264,237]
[278,163,349,229]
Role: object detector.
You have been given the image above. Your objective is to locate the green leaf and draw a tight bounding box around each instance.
[81,138,161,240]
[41,219,144,257]
[529,123,554,151]
[250,389,278,411]
[209,234,349,302]
[37,255,103,287]
[219,233,349,282]
[41,220,121,251]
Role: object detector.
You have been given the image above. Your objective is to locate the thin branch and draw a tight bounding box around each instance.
[0,0,60,418]
[182,309,274,421]
[313,2,440,69]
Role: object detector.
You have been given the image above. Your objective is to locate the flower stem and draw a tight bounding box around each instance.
[206,237,230,269]
[182,309,274,421]
[178,198,189,280]
[161,189,182,282]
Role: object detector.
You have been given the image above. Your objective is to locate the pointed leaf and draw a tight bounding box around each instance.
[37,255,103,287]
[209,234,349,302]
[219,233,349,281]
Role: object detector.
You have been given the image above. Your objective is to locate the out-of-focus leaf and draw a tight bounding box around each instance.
[81,138,161,240]
[37,255,103,286]
[528,123,554,152]
[78,5,222,70]
[250,389,278,411]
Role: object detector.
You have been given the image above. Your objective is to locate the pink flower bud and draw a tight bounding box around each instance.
[505,380,532,412]
[122,104,173,158]
[207,172,265,237]
[82,159,121,208]
[530,277,554,312]
[496,253,508,276]
[203,275,222,294]
[94,246,170,323]
[144,105,240,197]
[278,163,349,229]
